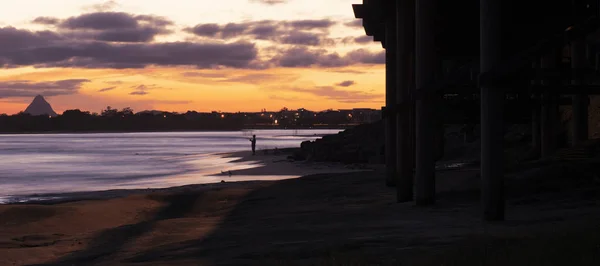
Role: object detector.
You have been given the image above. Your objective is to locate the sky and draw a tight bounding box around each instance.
[0,0,384,114]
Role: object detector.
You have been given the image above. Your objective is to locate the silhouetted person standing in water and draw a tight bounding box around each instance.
[249,135,257,155]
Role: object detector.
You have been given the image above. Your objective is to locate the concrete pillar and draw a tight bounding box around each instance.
[540,50,559,157]
[531,61,541,158]
[415,0,437,206]
[571,39,589,145]
[396,0,415,202]
[384,4,398,187]
[480,0,504,221]
[409,35,417,192]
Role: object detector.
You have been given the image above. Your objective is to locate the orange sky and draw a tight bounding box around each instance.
[0,0,384,115]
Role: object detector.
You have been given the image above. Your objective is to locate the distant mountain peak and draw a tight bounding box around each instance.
[24,95,58,117]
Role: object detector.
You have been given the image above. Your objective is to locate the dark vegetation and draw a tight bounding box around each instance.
[0,107,375,133]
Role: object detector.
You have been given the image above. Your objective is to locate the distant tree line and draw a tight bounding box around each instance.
[0,106,369,133]
[0,107,244,133]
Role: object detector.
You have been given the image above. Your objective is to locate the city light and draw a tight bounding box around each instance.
[221,114,225,118]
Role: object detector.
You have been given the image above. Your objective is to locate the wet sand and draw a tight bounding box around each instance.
[1,152,599,265]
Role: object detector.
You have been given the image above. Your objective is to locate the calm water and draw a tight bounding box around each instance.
[0,129,340,203]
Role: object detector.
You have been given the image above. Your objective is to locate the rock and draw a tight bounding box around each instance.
[298,120,385,164]
[24,95,58,117]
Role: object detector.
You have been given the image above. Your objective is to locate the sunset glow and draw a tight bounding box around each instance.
[0,0,384,114]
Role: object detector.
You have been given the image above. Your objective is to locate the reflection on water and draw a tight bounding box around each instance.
[0,130,340,203]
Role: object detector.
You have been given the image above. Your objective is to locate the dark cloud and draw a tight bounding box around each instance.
[345,49,385,64]
[187,23,220,37]
[0,79,90,98]
[0,27,259,69]
[2,15,380,70]
[250,0,288,5]
[250,25,279,39]
[98,86,116,92]
[287,19,335,30]
[280,31,322,46]
[272,47,384,67]
[354,35,372,44]
[221,23,248,39]
[0,27,61,51]
[336,80,355,87]
[134,15,173,27]
[290,86,382,103]
[61,12,138,30]
[185,19,336,45]
[32,17,60,25]
[64,27,168,43]
[344,20,363,28]
[33,12,173,43]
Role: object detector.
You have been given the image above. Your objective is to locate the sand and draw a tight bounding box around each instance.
[1,150,599,266]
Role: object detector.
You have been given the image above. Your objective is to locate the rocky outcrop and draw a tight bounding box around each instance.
[297,121,385,164]
[24,95,57,117]
[295,121,530,165]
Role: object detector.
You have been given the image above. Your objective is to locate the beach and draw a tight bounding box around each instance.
[1,149,600,266]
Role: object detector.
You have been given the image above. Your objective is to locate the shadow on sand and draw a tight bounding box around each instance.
[29,162,600,265]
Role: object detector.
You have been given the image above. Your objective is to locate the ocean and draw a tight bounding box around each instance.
[0,129,340,203]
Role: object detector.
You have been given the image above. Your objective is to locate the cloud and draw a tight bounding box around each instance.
[354,35,372,44]
[344,20,363,28]
[84,0,120,12]
[336,80,355,87]
[290,86,382,103]
[224,73,299,84]
[32,17,60,25]
[181,72,228,78]
[287,19,335,30]
[0,79,90,98]
[184,19,336,46]
[129,84,155,95]
[272,47,384,67]
[280,31,321,46]
[326,69,367,74]
[98,86,116,92]
[61,12,137,30]
[250,0,288,5]
[187,23,220,37]
[2,15,381,70]
[0,27,259,69]
[345,49,385,64]
[32,12,173,43]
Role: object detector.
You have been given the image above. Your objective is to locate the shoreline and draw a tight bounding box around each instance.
[2,148,369,205]
[0,127,347,135]
[1,151,599,265]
